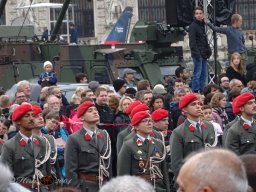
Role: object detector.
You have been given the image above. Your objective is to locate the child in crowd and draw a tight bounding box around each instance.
[38,61,57,87]
[202,105,223,145]
[226,52,246,85]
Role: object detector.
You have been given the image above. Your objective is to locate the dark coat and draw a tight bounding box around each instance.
[65,128,111,191]
[170,120,215,178]
[117,134,170,192]
[225,118,256,155]
[188,19,212,59]
[114,111,130,133]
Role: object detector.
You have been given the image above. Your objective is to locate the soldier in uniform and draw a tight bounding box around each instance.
[170,94,216,181]
[31,105,59,182]
[1,103,51,191]
[117,111,170,192]
[65,101,111,192]
[225,92,256,155]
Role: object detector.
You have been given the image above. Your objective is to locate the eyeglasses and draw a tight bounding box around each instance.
[140,118,153,124]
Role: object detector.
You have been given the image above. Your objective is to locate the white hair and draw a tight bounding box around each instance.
[99,176,155,192]
[16,80,29,92]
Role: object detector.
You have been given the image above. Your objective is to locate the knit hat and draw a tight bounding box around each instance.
[77,101,95,118]
[179,93,198,109]
[88,81,100,93]
[131,111,150,126]
[153,84,167,95]
[151,108,168,121]
[43,61,52,68]
[113,79,127,92]
[12,103,32,122]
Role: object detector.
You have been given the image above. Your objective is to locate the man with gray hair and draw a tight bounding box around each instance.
[229,79,244,92]
[176,149,248,192]
[16,80,31,102]
[99,176,155,192]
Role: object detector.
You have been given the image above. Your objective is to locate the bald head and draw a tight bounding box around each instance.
[177,149,248,192]
[229,79,244,91]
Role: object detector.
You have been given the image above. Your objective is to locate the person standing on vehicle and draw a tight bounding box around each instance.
[189,6,212,93]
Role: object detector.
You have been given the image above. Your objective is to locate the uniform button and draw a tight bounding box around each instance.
[22,157,25,160]
[140,157,142,160]
[191,140,194,142]
[247,140,250,143]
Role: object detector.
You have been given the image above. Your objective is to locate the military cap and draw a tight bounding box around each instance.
[151,108,168,121]
[77,101,95,118]
[179,93,198,109]
[233,92,254,113]
[130,104,149,119]
[131,111,150,126]
[32,105,42,115]
[125,100,141,115]
[12,103,32,122]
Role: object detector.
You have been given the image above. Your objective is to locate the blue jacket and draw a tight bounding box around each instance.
[38,71,57,86]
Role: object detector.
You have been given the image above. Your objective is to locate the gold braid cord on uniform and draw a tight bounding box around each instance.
[149,132,166,189]
[32,137,51,191]
[98,130,111,188]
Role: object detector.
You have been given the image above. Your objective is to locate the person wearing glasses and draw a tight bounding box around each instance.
[170,94,215,185]
[117,111,170,192]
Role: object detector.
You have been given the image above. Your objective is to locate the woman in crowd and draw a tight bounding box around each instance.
[210,92,229,131]
[149,94,165,113]
[114,96,133,133]
[226,52,246,85]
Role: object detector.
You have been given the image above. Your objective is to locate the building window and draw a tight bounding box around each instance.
[236,0,256,30]
[50,0,94,37]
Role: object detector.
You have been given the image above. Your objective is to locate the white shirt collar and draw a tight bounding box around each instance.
[84,128,96,137]
[241,116,253,126]
[19,131,33,142]
[187,118,200,127]
[137,134,150,142]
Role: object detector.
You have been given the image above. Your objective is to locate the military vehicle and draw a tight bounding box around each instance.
[0,0,185,90]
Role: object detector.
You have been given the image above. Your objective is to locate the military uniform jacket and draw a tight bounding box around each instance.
[1,132,51,182]
[170,120,215,178]
[117,134,170,192]
[65,127,111,190]
[225,118,256,155]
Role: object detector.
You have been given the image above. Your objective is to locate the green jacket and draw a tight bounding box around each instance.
[222,116,239,146]
[65,127,111,191]
[170,120,215,178]
[117,134,170,192]
[225,118,256,155]
[1,132,51,185]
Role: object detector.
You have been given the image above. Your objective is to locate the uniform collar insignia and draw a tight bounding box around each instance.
[201,122,207,129]
[189,124,195,132]
[243,122,249,130]
[150,132,156,138]
[137,138,142,146]
[0,139,4,144]
[85,133,91,141]
[97,132,103,139]
[33,138,39,145]
[20,138,26,146]
[149,138,154,144]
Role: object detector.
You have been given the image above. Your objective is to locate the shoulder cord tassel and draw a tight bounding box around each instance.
[98,130,111,188]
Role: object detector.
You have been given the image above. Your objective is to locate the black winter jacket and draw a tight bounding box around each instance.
[189,19,212,59]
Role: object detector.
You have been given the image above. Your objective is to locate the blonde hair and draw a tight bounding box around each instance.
[118,96,133,112]
[71,94,81,104]
[230,52,244,75]
[210,93,225,108]
[231,14,242,24]
[75,86,86,97]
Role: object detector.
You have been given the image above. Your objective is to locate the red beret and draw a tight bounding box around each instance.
[77,101,95,118]
[12,103,32,122]
[130,104,149,119]
[131,111,150,126]
[32,106,42,115]
[233,92,254,113]
[125,100,141,115]
[151,108,168,121]
[179,93,198,109]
